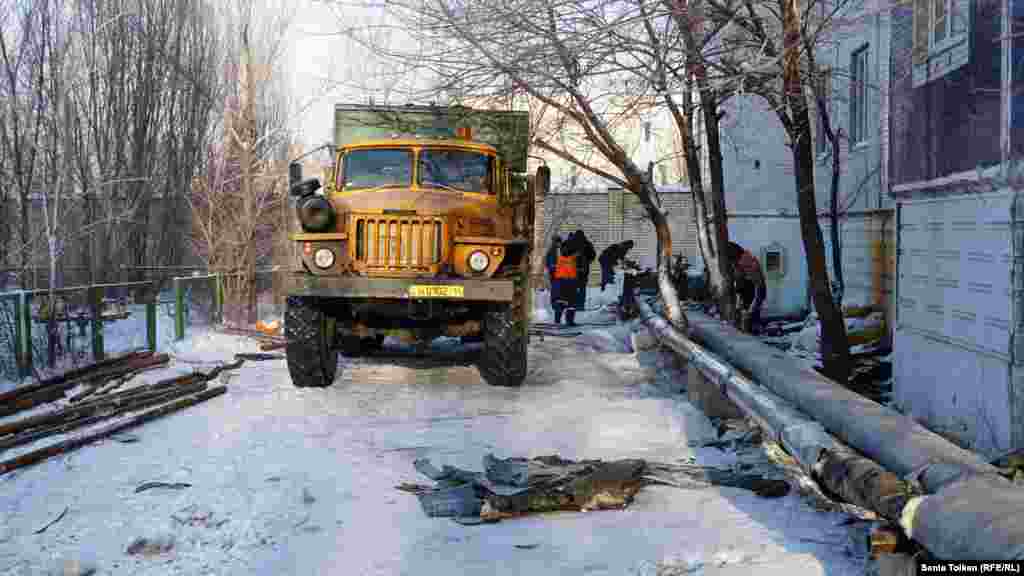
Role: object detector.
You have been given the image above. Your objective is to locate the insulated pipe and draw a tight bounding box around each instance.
[638,298,1024,559]
[636,300,914,522]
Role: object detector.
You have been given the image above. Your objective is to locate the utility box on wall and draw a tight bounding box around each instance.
[761,242,786,280]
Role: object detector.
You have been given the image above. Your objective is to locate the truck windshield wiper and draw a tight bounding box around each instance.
[343,183,404,194]
[420,181,465,194]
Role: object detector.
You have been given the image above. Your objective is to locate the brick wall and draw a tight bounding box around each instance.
[541,188,697,285]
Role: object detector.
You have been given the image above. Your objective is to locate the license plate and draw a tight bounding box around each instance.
[408,285,465,298]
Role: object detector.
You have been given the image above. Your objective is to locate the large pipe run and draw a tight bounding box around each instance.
[638,298,1024,560]
[637,301,914,521]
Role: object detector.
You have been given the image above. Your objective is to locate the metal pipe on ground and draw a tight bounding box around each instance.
[636,300,914,517]
[0,385,227,476]
[0,350,152,405]
[638,298,1024,560]
[0,380,210,452]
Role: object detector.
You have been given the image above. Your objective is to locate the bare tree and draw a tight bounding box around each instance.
[705,0,851,380]
[0,1,47,286]
[189,0,292,326]
[661,0,736,323]
[0,0,221,295]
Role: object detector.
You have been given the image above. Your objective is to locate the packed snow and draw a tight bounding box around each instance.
[0,287,869,575]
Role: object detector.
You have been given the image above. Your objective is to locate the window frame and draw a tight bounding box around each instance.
[416,148,496,195]
[849,45,870,146]
[914,0,969,64]
[930,0,966,53]
[340,148,414,190]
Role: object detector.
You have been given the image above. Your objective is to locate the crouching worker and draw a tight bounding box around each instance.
[598,240,635,292]
[728,242,767,334]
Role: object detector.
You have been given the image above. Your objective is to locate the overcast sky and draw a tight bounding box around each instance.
[285,1,346,151]
[285,1,415,155]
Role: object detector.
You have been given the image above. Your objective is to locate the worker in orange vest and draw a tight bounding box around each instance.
[552,244,579,325]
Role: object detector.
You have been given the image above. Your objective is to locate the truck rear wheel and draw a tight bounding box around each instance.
[478,278,528,387]
[285,296,339,388]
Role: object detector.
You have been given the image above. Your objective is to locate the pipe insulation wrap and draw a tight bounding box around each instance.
[640,304,837,473]
[680,308,998,491]
[639,298,1024,559]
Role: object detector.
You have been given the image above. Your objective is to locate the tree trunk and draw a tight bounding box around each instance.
[698,96,736,325]
[242,26,258,326]
[626,174,686,331]
[648,190,687,332]
[672,0,734,322]
[828,126,844,305]
[679,93,730,321]
[781,0,849,382]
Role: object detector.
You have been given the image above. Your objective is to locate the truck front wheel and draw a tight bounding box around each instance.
[285,296,339,388]
[478,302,527,387]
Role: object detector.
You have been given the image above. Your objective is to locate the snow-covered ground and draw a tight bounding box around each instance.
[0,293,868,575]
[532,279,624,326]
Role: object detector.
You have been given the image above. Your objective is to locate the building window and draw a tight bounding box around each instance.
[915,0,967,60]
[644,122,652,143]
[849,46,869,145]
[815,68,832,156]
[912,0,969,86]
[765,250,782,273]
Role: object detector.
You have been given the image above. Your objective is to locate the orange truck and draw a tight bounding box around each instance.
[285,103,548,388]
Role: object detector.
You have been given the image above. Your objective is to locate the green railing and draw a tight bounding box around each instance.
[0,281,159,380]
[0,271,281,382]
[165,273,223,341]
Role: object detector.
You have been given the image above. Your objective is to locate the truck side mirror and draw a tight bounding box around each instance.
[535,165,550,198]
[289,162,302,189]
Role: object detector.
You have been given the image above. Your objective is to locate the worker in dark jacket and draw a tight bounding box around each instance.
[728,241,767,333]
[598,240,635,291]
[562,230,596,323]
[545,236,564,319]
[545,235,562,279]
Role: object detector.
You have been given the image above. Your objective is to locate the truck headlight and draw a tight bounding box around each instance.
[467,250,490,272]
[314,248,335,269]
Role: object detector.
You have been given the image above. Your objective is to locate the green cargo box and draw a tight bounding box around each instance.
[334,104,530,173]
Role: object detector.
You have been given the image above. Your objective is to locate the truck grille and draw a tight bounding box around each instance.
[354,216,444,270]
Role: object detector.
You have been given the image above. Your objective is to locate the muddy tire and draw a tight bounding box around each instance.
[478,275,529,387]
[285,296,339,388]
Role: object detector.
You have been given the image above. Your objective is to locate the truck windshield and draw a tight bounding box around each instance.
[341,149,412,189]
[418,149,493,194]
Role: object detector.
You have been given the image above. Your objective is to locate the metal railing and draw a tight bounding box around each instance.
[0,281,158,381]
[165,274,223,341]
[0,270,287,383]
